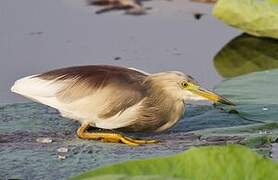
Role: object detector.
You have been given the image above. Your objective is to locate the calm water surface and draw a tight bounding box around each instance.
[0,0,240,105]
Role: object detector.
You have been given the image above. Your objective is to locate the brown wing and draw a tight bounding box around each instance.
[35,65,148,118]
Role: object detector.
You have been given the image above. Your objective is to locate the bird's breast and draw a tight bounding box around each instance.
[154,100,185,132]
[118,98,185,132]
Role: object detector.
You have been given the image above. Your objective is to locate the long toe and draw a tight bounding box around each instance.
[122,136,160,144]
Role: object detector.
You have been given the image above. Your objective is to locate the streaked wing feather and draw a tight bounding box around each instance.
[35,65,148,118]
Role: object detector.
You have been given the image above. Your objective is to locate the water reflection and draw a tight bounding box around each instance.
[214,33,278,78]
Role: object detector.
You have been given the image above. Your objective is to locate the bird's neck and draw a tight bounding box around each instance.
[142,80,186,132]
[143,76,185,105]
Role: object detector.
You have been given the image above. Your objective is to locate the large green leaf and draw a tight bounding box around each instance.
[214,69,278,122]
[197,69,278,155]
[214,34,278,78]
[72,145,278,180]
[213,0,278,39]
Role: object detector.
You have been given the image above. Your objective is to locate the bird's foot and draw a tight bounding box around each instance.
[100,134,158,146]
[77,123,159,146]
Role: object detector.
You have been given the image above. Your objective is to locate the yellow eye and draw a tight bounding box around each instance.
[181,82,188,88]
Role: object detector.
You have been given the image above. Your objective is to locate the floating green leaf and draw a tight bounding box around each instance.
[215,69,278,122]
[214,34,278,78]
[199,69,278,155]
[72,145,278,180]
[213,0,278,39]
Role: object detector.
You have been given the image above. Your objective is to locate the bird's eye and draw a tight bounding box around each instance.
[181,82,188,88]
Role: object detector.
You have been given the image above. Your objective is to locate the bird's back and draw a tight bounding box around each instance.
[11,65,148,128]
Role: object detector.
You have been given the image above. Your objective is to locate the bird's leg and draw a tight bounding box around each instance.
[77,123,159,146]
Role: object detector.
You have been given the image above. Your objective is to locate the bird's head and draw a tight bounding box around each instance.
[149,71,234,106]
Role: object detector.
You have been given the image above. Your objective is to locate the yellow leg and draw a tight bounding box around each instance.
[77,123,159,146]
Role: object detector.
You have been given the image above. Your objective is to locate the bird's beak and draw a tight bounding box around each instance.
[187,84,235,106]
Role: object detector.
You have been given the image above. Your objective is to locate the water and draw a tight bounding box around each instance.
[0,0,240,105]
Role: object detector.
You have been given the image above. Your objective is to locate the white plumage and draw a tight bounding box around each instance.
[11,73,143,129]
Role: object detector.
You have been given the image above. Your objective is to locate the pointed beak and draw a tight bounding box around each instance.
[188,85,235,106]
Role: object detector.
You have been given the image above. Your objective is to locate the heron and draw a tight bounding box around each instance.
[11,65,234,146]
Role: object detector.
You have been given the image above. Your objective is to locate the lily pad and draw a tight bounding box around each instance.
[214,33,278,78]
[206,69,278,155]
[72,145,278,180]
[213,0,278,39]
[215,69,278,122]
